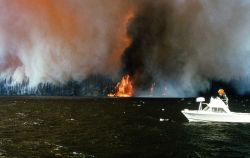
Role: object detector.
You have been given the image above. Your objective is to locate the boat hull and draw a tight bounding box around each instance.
[182,110,250,123]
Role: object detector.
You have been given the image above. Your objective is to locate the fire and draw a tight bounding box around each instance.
[108,74,134,97]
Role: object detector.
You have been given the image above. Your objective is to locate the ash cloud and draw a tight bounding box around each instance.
[124,0,250,97]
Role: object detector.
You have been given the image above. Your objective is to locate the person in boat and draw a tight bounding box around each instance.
[218,89,228,105]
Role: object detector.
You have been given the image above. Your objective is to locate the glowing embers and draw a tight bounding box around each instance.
[108,74,134,97]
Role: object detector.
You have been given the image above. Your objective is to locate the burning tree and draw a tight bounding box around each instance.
[108,74,134,97]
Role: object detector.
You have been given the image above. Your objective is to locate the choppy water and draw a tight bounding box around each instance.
[0,97,249,157]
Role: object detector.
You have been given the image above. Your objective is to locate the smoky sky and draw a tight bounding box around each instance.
[0,0,134,86]
[0,0,250,97]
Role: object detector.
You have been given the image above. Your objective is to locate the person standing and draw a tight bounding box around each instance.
[218,89,228,105]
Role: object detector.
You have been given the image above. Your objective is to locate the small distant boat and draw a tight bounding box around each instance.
[182,97,250,123]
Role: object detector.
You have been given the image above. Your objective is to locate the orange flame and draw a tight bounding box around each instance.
[108,74,134,97]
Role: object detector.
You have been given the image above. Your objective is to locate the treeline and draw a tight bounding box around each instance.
[0,75,116,96]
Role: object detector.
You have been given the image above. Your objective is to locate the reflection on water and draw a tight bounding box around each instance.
[0,97,248,157]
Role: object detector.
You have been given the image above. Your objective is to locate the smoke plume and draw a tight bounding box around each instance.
[1,0,250,97]
[123,0,250,97]
[0,0,134,86]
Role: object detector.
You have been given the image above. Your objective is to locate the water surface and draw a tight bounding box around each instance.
[0,97,248,157]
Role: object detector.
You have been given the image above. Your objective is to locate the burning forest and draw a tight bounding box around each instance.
[108,75,134,97]
[0,0,250,97]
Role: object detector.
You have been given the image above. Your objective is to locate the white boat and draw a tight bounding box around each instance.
[181,97,250,123]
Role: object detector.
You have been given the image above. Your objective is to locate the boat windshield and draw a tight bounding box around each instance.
[202,106,226,113]
[203,106,209,111]
[212,107,226,113]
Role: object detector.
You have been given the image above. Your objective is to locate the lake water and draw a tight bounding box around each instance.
[0,97,249,158]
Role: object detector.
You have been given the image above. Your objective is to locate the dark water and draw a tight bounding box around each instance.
[0,97,249,158]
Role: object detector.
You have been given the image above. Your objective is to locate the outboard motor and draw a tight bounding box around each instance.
[196,97,205,111]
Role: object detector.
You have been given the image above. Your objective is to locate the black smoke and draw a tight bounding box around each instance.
[123,0,250,97]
